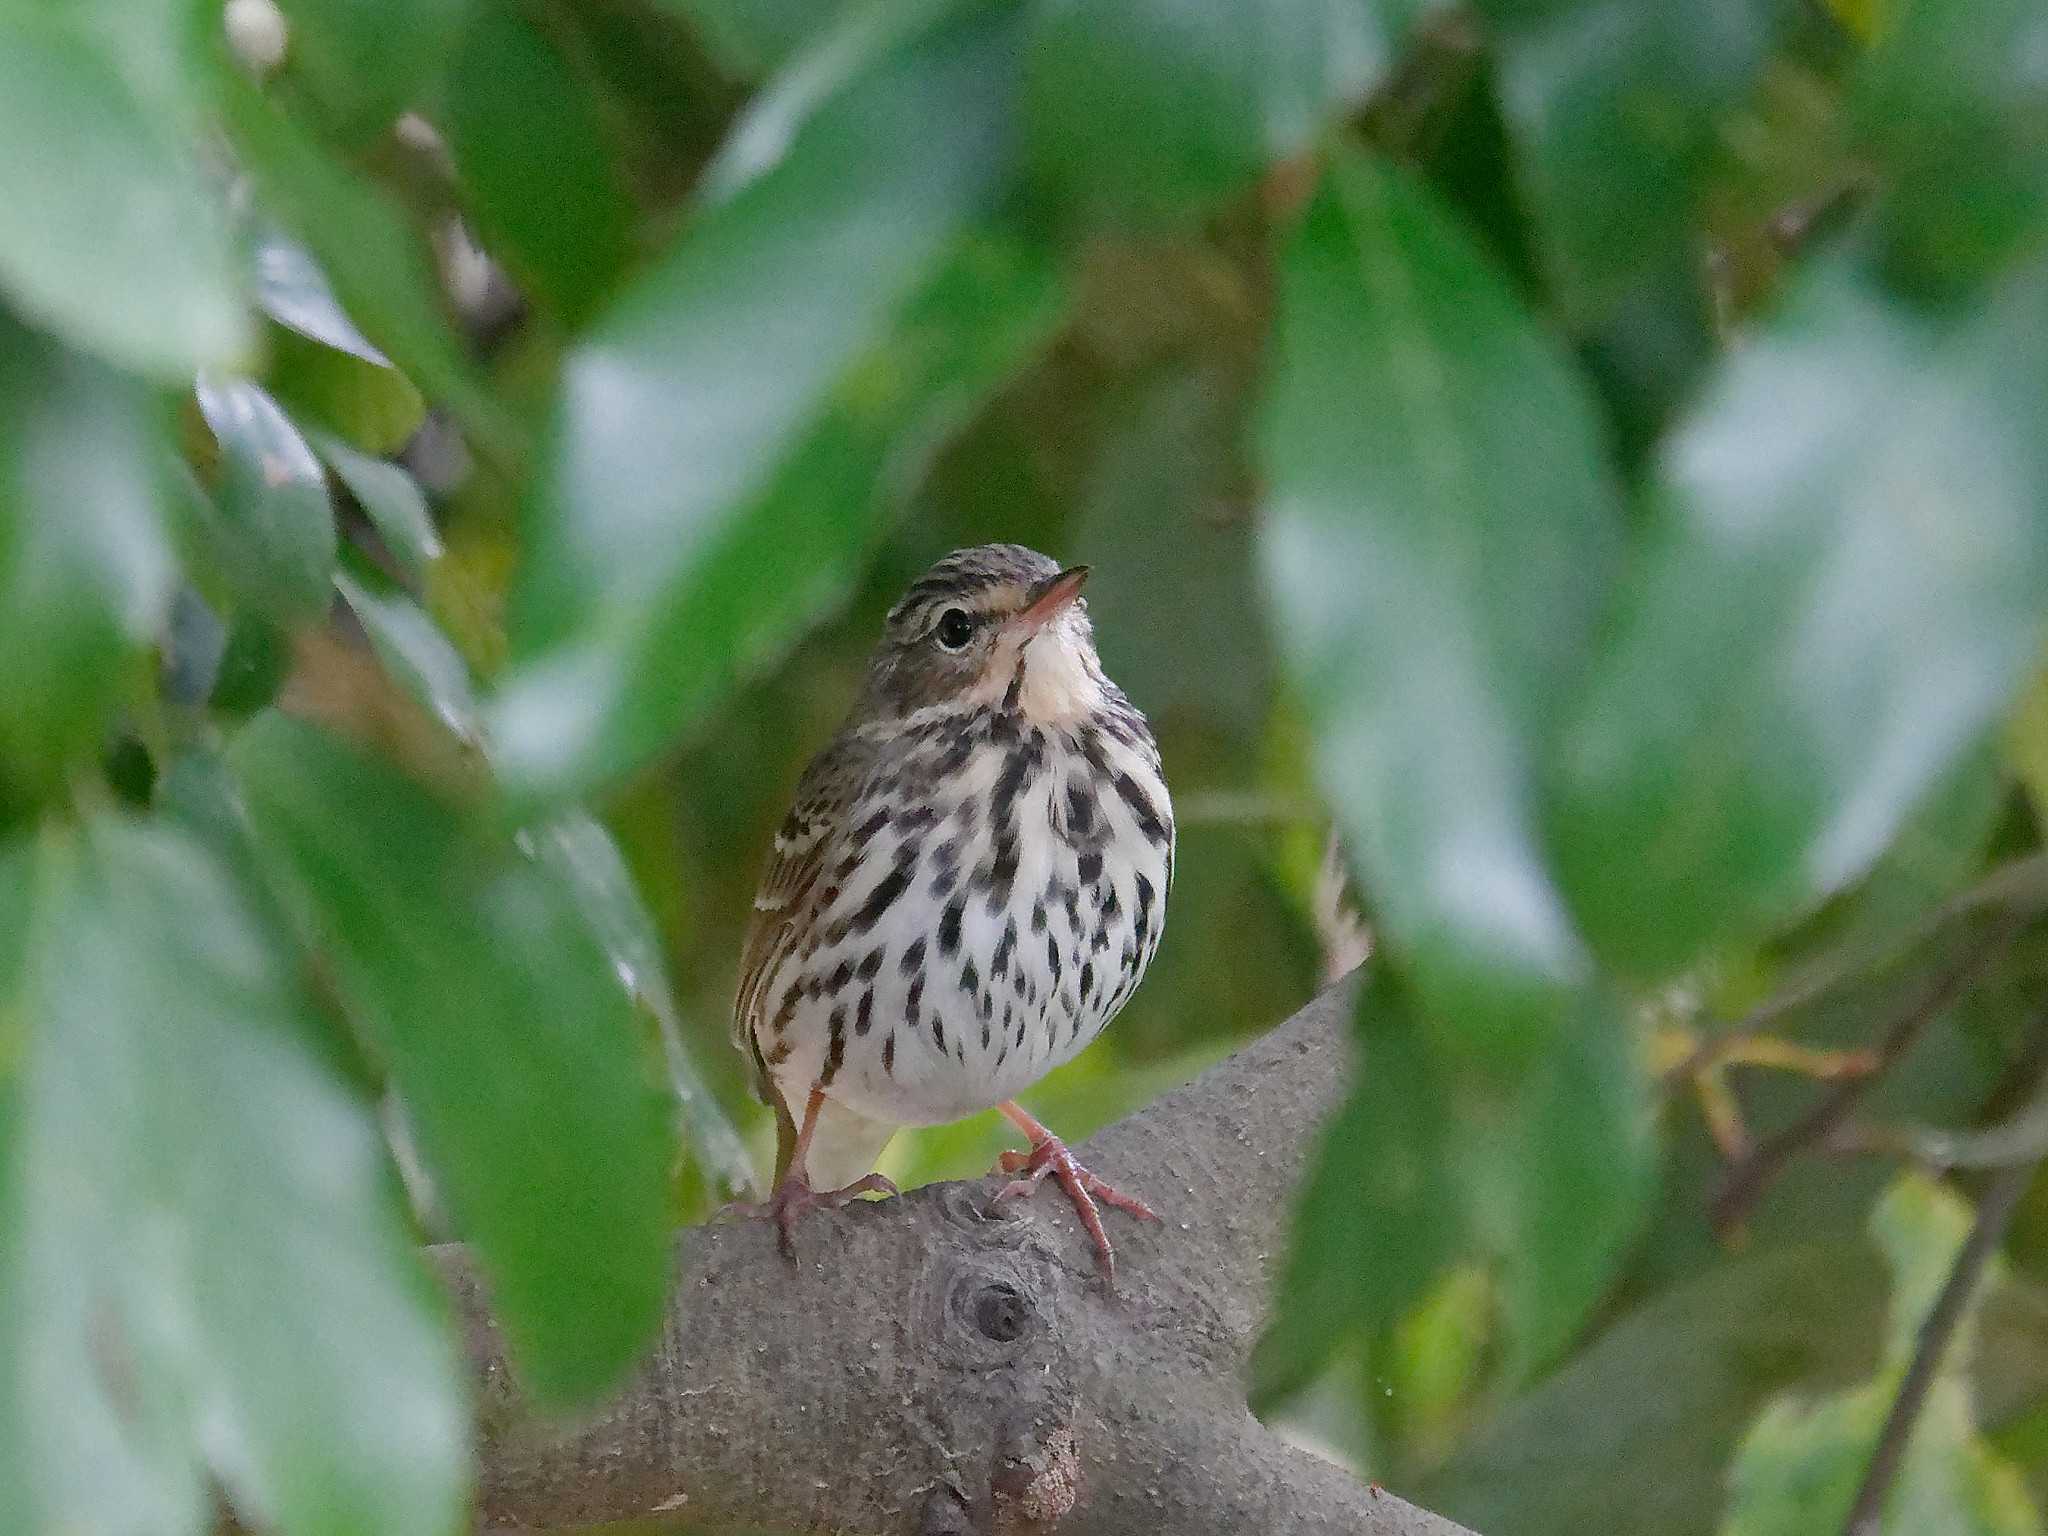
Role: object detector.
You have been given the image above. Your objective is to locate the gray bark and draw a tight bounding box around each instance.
[439,976,1478,1535]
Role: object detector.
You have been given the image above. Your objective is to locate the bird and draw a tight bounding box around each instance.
[729,543,1174,1281]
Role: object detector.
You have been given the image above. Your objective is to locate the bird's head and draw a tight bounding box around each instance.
[861,543,1104,726]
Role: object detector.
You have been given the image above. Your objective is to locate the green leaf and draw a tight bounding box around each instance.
[1253,971,1465,1410]
[194,375,339,623]
[1852,0,2048,299]
[0,9,247,376]
[314,432,441,576]
[335,576,483,745]
[0,816,466,1536]
[229,712,674,1402]
[1024,0,1407,222]
[0,317,176,782]
[445,3,635,326]
[2010,669,2048,828]
[492,1,1053,805]
[1258,150,1623,1053]
[663,0,835,77]
[1720,1176,2045,1536]
[529,810,759,1200]
[271,0,473,143]
[1491,991,1655,1379]
[1478,0,1782,321]
[217,68,518,469]
[1552,255,2048,977]
[253,228,391,364]
[266,323,427,456]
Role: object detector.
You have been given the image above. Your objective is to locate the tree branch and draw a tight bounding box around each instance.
[435,977,1477,1535]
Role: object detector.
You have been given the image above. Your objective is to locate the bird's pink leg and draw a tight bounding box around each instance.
[726,1087,897,1259]
[988,1100,1160,1283]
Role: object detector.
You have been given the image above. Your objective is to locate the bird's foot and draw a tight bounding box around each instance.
[989,1135,1159,1284]
[725,1171,899,1260]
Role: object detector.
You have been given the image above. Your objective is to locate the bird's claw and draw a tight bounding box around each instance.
[725,1171,899,1260]
[987,1134,1158,1284]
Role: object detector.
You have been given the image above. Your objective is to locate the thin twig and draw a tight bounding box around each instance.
[1840,1001,2048,1174]
[1840,1159,2038,1536]
[1711,915,2024,1235]
[1663,852,2048,1092]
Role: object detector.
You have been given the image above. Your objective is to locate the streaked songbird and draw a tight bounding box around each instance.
[731,544,1174,1280]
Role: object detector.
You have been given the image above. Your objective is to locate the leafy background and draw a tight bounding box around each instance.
[1,0,2046,1533]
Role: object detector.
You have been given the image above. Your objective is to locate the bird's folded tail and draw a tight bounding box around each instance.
[787,1093,899,1190]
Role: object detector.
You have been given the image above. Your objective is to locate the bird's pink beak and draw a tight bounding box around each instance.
[1013,565,1090,634]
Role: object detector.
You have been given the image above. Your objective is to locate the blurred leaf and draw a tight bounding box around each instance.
[230,712,674,1402]
[194,375,339,623]
[314,432,441,575]
[1553,256,2048,977]
[493,0,1051,806]
[445,3,635,326]
[267,324,427,456]
[1721,1176,2044,1536]
[0,816,465,1536]
[1259,150,1622,1055]
[2011,669,2048,827]
[1853,0,2048,299]
[530,810,759,1200]
[663,0,832,77]
[1479,0,1781,320]
[218,68,518,467]
[1424,1219,2048,1536]
[0,317,176,781]
[1807,736,2005,959]
[0,8,247,376]
[254,228,392,364]
[336,576,483,745]
[1420,1240,1883,1536]
[1254,971,1465,1409]
[272,0,473,143]
[1492,991,1655,1379]
[1025,0,1408,222]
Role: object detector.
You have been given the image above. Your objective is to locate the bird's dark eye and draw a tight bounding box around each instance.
[933,608,976,650]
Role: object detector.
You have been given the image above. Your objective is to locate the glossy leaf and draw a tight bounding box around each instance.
[272,0,473,143]
[268,325,428,457]
[254,229,391,364]
[0,816,466,1536]
[194,375,339,623]
[1253,971,1465,1409]
[1552,256,2048,977]
[492,0,1053,806]
[0,9,247,376]
[229,713,674,1402]
[1258,150,1623,1052]
[445,4,635,325]
[531,810,759,1200]
[217,68,517,468]
[1479,0,1781,320]
[314,432,441,576]
[0,318,176,779]
[1025,0,1406,221]
[335,576,483,745]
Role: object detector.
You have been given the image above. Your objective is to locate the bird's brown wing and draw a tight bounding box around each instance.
[731,729,874,1109]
